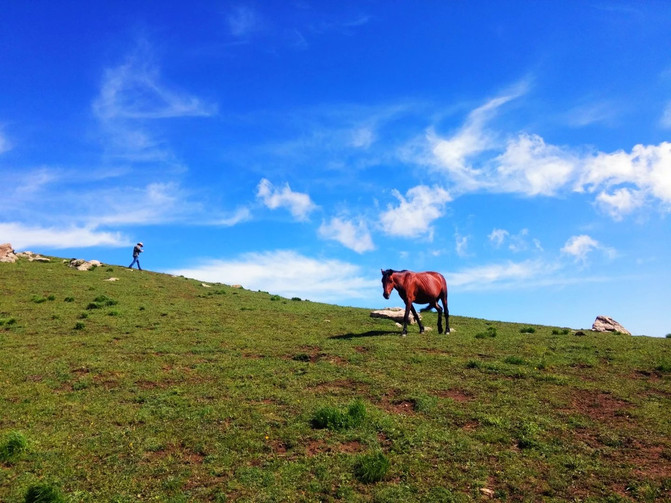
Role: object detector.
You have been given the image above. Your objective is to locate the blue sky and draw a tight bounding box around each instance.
[2,2,671,337]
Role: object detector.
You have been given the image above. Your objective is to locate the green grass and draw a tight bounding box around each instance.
[1,256,670,501]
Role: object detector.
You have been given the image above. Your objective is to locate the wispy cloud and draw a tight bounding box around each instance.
[0,222,127,250]
[428,83,528,191]
[561,234,616,264]
[445,259,558,291]
[488,229,509,248]
[565,101,618,127]
[319,216,374,253]
[662,102,671,128]
[379,185,451,239]
[93,42,215,121]
[227,5,262,38]
[455,233,470,258]
[90,182,196,226]
[256,178,317,221]
[92,40,216,161]
[210,207,252,227]
[0,128,11,154]
[488,228,540,253]
[168,250,377,303]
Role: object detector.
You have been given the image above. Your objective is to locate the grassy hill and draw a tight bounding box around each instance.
[1,256,670,502]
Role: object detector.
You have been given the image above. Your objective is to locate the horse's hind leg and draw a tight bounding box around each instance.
[441,292,450,333]
[434,301,444,334]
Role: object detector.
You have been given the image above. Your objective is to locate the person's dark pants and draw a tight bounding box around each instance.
[129,257,142,270]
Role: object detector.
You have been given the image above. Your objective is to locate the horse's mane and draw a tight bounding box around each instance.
[383,269,408,276]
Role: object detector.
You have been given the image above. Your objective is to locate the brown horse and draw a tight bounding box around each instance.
[381,269,450,335]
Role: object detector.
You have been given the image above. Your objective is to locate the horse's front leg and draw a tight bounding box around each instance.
[401,302,411,336]
[410,304,425,333]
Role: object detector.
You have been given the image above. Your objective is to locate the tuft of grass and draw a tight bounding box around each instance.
[475,326,497,339]
[94,295,118,306]
[504,356,526,365]
[0,317,17,326]
[655,361,671,373]
[74,322,86,330]
[24,484,65,503]
[520,326,536,334]
[354,452,390,483]
[311,400,366,430]
[0,431,28,462]
[64,297,75,302]
[31,295,47,304]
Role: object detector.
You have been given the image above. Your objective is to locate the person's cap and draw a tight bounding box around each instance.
[138,242,143,246]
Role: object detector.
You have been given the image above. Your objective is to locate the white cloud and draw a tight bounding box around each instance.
[595,187,644,220]
[561,234,615,263]
[0,222,127,250]
[256,178,317,221]
[445,259,557,291]
[580,142,671,214]
[168,250,377,303]
[488,229,509,248]
[379,185,452,239]
[428,84,528,191]
[422,90,671,219]
[319,217,375,253]
[494,133,578,196]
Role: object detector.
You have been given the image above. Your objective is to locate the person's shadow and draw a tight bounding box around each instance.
[329,330,398,340]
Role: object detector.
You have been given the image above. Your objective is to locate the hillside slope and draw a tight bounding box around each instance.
[1,257,670,502]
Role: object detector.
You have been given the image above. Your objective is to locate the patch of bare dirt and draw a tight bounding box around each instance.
[437,389,474,402]
[305,438,364,457]
[569,390,632,423]
[309,379,369,395]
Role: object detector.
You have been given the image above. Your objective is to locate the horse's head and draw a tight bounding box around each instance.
[381,269,395,299]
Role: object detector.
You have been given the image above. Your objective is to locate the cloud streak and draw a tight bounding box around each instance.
[169,250,377,303]
[0,222,127,250]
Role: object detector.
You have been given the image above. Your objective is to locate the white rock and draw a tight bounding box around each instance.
[592,315,631,335]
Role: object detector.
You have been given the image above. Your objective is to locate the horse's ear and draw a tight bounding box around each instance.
[381,269,384,275]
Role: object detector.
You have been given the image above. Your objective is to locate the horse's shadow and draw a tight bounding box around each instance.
[329,330,399,340]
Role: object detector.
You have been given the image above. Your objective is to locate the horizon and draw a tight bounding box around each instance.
[2,2,670,337]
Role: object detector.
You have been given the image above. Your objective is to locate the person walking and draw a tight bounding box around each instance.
[128,242,143,270]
